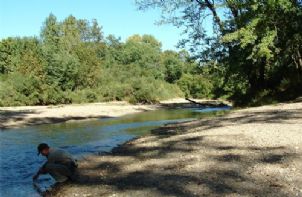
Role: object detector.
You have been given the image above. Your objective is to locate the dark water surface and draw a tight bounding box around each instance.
[0,106,230,196]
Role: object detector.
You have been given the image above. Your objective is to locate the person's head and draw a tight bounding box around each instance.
[37,143,50,157]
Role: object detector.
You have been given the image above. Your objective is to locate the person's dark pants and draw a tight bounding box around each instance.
[43,162,77,182]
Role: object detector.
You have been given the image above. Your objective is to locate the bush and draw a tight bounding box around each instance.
[41,86,72,105]
[63,89,102,104]
[177,74,213,98]
[0,74,43,106]
[127,78,183,104]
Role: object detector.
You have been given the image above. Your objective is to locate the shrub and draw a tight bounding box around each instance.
[177,74,213,98]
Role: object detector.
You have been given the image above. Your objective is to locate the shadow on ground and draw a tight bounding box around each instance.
[0,110,111,129]
[49,104,302,197]
[152,108,302,137]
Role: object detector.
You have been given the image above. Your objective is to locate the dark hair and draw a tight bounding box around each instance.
[37,143,49,155]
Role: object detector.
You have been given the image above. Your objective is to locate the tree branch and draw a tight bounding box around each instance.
[226,0,238,18]
[195,0,224,33]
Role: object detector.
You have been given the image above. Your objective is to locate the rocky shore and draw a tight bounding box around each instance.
[50,101,302,197]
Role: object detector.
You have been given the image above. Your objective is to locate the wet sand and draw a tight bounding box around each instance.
[50,101,302,197]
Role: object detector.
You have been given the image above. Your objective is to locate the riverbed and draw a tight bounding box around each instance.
[0,106,230,197]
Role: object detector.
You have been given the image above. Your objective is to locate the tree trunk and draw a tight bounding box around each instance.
[292,49,302,80]
[297,50,302,69]
[225,0,240,28]
[259,60,266,90]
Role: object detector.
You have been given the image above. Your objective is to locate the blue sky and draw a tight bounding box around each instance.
[0,0,184,50]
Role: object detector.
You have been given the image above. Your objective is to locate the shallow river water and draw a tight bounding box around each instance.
[0,106,230,196]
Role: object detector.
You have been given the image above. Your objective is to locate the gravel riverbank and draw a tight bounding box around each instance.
[50,101,302,197]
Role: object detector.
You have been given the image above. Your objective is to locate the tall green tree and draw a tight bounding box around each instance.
[136,0,302,104]
[40,13,61,48]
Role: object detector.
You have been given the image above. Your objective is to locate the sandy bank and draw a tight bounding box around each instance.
[0,101,157,129]
[51,101,302,197]
[0,98,228,129]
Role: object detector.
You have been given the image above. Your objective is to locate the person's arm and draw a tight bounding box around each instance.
[32,162,47,181]
[32,168,42,180]
[32,170,40,181]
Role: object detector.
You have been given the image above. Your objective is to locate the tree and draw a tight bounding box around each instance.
[0,38,16,74]
[122,34,161,67]
[161,51,183,83]
[41,13,61,48]
[90,19,103,42]
[77,19,90,42]
[61,15,81,51]
[136,0,302,104]
[0,14,200,106]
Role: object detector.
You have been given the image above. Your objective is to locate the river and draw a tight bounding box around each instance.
[0,106,230,196]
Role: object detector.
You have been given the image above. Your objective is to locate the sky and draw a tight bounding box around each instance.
[0,0,184,50]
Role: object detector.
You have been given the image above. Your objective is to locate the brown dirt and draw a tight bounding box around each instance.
[48,101,302,197]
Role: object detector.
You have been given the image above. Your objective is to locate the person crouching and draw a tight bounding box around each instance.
[33,143,78,183]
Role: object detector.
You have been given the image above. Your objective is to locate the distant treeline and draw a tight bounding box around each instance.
[2,0,302,108]
[0,14,214,106]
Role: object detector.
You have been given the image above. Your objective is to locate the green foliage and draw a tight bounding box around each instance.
[69,89,101,103]
[0,14,198,106]
[128,77,183,104]
[0,74,42,106]
[177,74,213,98]
[161,51,183,83]
[3,1,301,107]
[136,0,302,105]
[45,51,81,91]
[41,86,72,105]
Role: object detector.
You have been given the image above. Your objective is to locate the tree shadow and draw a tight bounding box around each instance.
[46,103,302,196]
[0,109,112,130]
[155,107,302,136]
[0,110,37,129]
[50,134,300,196]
